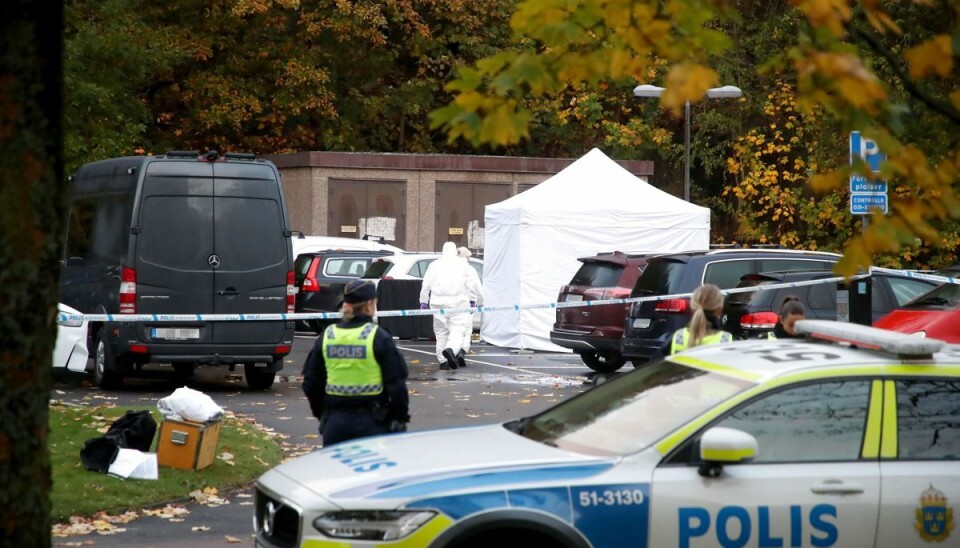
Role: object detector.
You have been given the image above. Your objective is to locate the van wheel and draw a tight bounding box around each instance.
[93,330,124,389]
[578,350,625,373]
[245,363,276,390]
[173,364,196,378]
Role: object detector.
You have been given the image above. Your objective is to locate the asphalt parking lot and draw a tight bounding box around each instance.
[51,330,606,546]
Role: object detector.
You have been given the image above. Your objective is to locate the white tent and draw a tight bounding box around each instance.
[481,148,710,351]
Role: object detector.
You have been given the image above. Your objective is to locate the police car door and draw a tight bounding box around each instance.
[651,379,880,548]
[875,377,960,547]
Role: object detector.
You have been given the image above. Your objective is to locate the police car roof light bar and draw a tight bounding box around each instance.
[794,320,944,359]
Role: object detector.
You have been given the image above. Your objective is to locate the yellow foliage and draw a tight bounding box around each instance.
[904,35,954,79]
[661,64,719,114]
[790,0,852,37]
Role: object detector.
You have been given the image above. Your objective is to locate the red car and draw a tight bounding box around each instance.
[549,252,649,372]
[874,282,960,343]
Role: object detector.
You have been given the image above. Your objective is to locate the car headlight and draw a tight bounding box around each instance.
[313,510,436,541]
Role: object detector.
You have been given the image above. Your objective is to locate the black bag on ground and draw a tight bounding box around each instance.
[80,410,158,472]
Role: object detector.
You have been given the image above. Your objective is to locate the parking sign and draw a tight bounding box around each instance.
[849,131,887,215]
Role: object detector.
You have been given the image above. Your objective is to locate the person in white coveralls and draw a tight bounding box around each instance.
[419,242,483,370]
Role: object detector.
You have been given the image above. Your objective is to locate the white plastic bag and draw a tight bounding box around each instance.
[157,386,224,423]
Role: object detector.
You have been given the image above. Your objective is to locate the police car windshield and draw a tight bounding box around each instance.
[516,361,753,456]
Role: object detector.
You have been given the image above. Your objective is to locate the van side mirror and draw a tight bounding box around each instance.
[698,427,758,478]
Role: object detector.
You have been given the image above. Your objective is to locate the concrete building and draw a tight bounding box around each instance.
[267,151,655,254]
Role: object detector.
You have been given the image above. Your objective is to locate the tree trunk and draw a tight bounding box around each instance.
[1,1,64,546]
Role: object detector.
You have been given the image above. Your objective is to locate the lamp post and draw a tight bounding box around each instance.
[633,84,743,202]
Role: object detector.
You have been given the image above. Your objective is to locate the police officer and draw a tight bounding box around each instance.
[767,296,806,339]
[302,279,410,447]
[670,284,733,354]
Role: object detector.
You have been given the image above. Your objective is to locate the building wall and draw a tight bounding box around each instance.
[267,151,656,253]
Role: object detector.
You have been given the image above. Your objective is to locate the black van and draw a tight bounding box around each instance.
[59,151,295,390]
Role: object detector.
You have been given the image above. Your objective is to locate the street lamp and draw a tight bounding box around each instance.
[633,84,743,202]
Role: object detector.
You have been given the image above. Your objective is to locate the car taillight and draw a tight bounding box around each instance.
[741,312,779,329]
[119,266,136,314]
[286,271,296,313]
[655,298,689,313]
[301,260,320,293]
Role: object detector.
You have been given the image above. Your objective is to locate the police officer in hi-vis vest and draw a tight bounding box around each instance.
[670,283,733,355]
[302,279,410,447]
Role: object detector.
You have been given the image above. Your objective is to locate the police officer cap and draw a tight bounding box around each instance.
[343,280,376,303]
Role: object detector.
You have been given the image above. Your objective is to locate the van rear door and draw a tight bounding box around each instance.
[135,162,216,341]
[211,162,289,344]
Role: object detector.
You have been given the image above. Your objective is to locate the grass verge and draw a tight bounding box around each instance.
[50,403,281,521]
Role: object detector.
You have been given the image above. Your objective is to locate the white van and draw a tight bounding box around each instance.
[291,235,404,260]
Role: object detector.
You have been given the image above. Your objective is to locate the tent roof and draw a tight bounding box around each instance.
[487,148,708,215]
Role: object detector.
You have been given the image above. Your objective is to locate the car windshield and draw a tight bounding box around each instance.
[294,255,314,283]
[726,278,773,305]
[511,360,753,456]
[362,260,394,279]
[905,282,960,308]
[632,259,685,296]
[570,262,623,287]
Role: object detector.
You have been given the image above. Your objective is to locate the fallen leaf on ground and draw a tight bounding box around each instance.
[191,526,211,532]
[409,359,421,364]
[303,434,318,439]
[225,535,241,543]
[518,399,532,404]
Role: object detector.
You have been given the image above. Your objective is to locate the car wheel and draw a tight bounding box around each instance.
[245,362,277,390]
[578,350,625,373]
[93,330,124,390]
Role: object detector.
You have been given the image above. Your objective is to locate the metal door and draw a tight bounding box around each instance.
[328,180,406,248]
[436,182,510,254]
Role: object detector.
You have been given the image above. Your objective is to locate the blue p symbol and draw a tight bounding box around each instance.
[679,507,711,548]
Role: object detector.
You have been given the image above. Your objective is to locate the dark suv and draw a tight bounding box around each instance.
[294,249,394,333]
[620,249,842,365]
[549,252,649,372]
[723,270,938,339]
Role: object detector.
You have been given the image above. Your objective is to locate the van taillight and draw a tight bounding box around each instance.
[655,298,689,313]
[119,267,136,314]
[301,260,320,293]
[286,271,296,313]
[741,312,778,329]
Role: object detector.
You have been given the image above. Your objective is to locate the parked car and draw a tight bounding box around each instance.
[255,320,960,548]
[549,252,650,371]
[60,150,294,390]
[620,249,842,367]
[723,270,939,339]
[295,249,396,333]
[291,234,403,261]
[53,303,89,372]
[361,252,484,283]
[874,282,960,342]
[362,252,485,331]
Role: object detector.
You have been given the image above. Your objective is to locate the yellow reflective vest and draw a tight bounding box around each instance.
[322,323,384,396]
[670,327,734,355]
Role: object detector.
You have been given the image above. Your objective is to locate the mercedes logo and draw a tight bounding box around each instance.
[208,254,221,268]
[263,501,278,535]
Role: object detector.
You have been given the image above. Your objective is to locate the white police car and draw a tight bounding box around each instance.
[254,320,959,548]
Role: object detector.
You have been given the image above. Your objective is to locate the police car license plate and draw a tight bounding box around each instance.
[632,318,651,329]
[152,328,200,341]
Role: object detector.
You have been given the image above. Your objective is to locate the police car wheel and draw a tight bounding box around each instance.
[577,350,625,373]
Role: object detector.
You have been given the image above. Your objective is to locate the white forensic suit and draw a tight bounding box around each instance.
[458,247,483,355]
[419,242,483,364]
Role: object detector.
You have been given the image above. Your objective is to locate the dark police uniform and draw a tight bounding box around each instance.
[302,282,410,447]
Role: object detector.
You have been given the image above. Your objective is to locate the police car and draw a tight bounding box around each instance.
[254,320,959,548]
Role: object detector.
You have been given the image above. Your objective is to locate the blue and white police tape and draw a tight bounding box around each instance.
[58,267,950,323]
